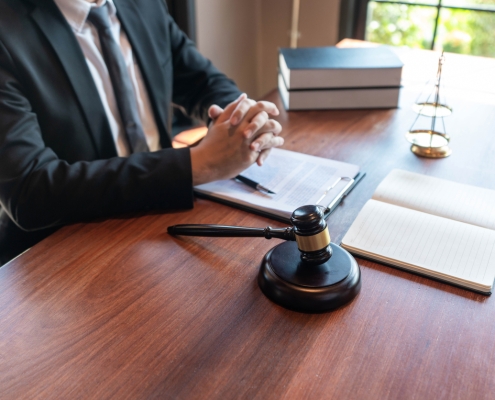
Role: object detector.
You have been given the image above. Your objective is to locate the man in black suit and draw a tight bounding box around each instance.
[0,0,283,264]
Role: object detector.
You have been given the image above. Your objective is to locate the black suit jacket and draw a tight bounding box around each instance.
[0,0,241,264]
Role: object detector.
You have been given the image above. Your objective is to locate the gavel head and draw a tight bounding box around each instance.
[290,205,332,265]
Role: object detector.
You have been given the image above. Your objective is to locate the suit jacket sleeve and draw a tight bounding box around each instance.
[0,36,195,232]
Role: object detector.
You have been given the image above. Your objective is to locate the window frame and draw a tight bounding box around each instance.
[340,0,495,50]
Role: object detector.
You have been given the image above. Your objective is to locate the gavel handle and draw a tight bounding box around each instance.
[167,224,296,241]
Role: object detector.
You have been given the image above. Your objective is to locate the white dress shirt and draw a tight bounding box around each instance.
[54,0,161,156]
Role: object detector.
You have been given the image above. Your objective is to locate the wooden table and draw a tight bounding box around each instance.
[1,50,495,399]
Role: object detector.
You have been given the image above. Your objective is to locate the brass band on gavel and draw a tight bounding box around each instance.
[294,228,331,252]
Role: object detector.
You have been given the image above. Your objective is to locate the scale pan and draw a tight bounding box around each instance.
[405,130,452,158]
[412,102,452,117]
[405,129,450,148]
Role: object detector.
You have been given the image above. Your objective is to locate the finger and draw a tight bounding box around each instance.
[256,101,280,116]
[250,133,284,152]
[250,119,282,137]
[243,111,268,138]
[208,104,224,120]
[229,98,256,126]
[256,149,271,166]
[216,93,248,124]
[239,101,280,129]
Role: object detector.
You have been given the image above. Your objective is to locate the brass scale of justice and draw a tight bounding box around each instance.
[168,55,451,312]
[405,52,453,158]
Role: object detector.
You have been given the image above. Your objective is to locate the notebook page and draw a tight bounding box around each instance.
[372,170,495,231]
[341,200,495,292]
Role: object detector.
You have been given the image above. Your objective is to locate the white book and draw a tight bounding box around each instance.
[341,170,495,294]
[195,148,360,222]
[278,74,400,110]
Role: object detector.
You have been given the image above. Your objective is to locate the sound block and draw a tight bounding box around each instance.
[258,241,361,313]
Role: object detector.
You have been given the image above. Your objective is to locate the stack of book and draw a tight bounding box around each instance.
[278,46,404,110]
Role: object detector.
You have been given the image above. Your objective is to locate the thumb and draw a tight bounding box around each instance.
[208,104,224,121]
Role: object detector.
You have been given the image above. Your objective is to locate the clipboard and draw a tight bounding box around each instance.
[195,172,365,224]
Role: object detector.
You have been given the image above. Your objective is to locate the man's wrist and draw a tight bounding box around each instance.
[190,146,213,186]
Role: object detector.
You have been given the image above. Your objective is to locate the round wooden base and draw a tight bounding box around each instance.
[258,241,361,313]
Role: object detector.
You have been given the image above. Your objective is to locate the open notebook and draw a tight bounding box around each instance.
[341,169,495,294]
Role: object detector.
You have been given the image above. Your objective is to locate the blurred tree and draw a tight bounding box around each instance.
[365,0,495,57]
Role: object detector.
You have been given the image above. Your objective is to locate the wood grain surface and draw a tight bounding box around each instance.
[1,52,495,399]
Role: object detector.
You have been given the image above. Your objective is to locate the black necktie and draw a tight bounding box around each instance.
[87,4,149,153]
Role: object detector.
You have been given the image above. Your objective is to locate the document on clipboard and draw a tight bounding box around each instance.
[194,148,363,223]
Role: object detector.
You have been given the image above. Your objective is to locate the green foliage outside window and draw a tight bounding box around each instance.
[366,1,495,58]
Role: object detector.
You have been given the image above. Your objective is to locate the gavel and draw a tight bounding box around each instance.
[168,205,361,312]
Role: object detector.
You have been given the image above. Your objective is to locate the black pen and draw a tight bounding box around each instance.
[235,175,276,195]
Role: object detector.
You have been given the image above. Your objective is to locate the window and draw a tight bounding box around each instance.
[365,0,495,57]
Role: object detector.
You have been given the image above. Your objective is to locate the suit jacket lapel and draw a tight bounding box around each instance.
[114,0,172,148]
[29,0,117,159]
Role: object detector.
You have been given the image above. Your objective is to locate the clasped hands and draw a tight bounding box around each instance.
[190,93,284,185]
